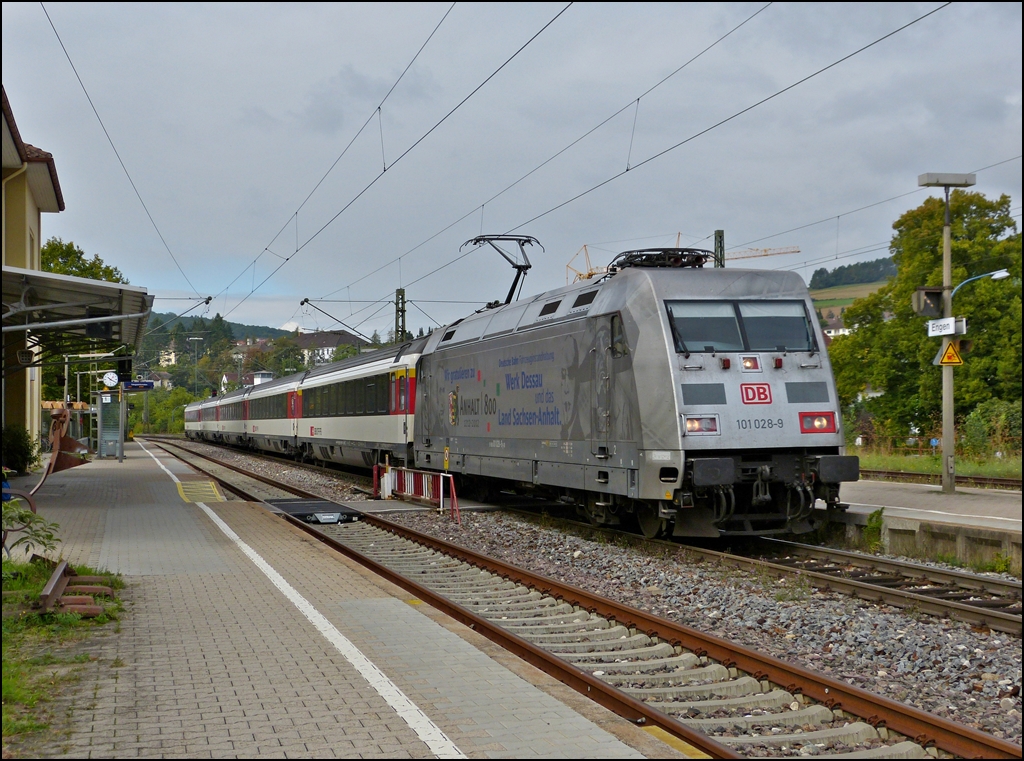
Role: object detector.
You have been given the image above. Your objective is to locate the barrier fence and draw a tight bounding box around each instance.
[373,465,460,524]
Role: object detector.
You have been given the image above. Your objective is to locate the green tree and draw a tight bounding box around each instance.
[829,191,1021,437]
[39,239,128,401]
[41,237,127,283]
[331,343,359,362]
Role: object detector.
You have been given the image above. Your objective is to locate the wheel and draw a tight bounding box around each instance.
[635,504,665,539]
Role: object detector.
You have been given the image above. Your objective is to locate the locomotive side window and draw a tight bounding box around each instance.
[666,301,743,352]
[539,300,561,317]
[611,314,628,357]
[738,302,814,352]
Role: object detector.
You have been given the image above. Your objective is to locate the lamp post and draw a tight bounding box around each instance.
[917,173,976,494]
[188,336,203,397]
[950,269,1010,300]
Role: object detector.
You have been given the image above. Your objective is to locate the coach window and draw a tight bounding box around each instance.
[377,374,388,413]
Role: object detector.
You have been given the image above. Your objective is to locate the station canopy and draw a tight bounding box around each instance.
[2,265,153,369]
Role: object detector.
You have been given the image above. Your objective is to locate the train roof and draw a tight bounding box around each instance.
[423,264,809,354]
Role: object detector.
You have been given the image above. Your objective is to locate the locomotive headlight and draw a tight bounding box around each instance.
[741,356,760,371]
[799,412,837,433]
[684,416,719,434]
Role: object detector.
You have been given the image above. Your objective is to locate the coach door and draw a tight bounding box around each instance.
[592,317,613,458]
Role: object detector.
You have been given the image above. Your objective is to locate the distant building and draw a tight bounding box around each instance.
[146,371,173,389]
[294,329,366,366]
[158,347,179,366]
[220,370,274,394]
[822,316,851,338]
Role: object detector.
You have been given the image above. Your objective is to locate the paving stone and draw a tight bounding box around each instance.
[26,444,654,758]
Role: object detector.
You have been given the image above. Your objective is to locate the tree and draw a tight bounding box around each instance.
[331,344,359,362]
[41,237,127,283]
[829,191,1021,438]
[40,239,128,401]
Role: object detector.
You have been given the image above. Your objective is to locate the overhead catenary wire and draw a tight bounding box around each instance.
[732,154,1023,251]
[505,2,953,235]
[318,2,773,301]
[210,2,457,308]
[40,2,203,299]
[220,3,574,320]
[334,2,956,329]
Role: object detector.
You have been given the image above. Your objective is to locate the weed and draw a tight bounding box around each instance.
[862,508,884,553]
[773,574,812,602]
[110,656,125,668]
[970,553,1014,575]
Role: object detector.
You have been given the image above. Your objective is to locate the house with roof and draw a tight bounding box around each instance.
[294,329,366,366]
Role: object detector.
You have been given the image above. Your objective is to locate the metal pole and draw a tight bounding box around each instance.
[64,354,69,403]
[118,385,125,463]
[941,187,955,494]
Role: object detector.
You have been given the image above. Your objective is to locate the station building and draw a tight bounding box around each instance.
[3,84,152,446]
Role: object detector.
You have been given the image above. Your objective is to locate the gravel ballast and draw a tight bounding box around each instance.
[169,440,1022,745]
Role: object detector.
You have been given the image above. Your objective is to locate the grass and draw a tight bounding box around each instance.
[2,559,123,749]
[809,281,888,301]
[856,451,1022,480]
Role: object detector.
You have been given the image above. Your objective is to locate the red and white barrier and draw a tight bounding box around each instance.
[377,466,460,524]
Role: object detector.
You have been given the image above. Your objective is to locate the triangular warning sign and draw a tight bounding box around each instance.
[939,341,963,366]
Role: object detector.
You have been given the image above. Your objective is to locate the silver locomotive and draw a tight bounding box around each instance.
[414,245,858,537]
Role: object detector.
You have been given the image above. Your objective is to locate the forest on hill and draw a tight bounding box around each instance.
[809,256,896,289]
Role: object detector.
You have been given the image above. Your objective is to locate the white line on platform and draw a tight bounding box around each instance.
[137,442,465,759]
[846,502,1022,525]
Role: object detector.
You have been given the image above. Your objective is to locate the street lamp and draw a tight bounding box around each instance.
[187,337,203,397]
[951,269,1010,300]
[917,172,976,494]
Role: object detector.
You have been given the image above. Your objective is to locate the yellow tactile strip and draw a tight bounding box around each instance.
[176,480,225,503]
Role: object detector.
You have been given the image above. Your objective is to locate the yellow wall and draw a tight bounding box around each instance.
[3,170,44,441]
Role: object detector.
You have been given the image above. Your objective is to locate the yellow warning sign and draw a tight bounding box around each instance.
[939,341,964,366]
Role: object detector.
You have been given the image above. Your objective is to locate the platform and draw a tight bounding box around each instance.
[9,443,681,759]
[822,480,1022,573]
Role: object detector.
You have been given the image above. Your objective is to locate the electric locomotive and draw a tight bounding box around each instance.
[414,246,858,537]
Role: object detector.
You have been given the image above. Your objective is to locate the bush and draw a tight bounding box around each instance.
[1,425,38,475]
[961,399,1022,458]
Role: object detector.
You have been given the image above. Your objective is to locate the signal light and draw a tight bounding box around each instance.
[912,287,943,317]
[800,411,836,434]
[773,357,783,369]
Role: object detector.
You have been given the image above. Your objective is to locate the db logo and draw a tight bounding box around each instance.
[740,383,772,404]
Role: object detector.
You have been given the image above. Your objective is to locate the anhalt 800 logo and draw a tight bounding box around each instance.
[740,383,772,404]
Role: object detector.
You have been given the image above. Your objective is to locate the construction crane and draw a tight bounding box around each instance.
[726,246,800,261]
[566,245,609,284]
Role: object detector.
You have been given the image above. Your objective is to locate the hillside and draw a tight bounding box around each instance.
[148,312,292,340]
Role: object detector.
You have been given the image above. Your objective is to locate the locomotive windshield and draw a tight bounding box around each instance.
[666,300,815,353]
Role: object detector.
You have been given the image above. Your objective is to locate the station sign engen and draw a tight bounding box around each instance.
[926,317,967,337]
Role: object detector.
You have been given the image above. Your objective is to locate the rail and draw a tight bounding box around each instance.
[149,439,1021,759]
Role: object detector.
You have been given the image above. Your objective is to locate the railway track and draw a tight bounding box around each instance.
[501,507,1023,637]
[147,439,1020,759]
[859,469,1022,490]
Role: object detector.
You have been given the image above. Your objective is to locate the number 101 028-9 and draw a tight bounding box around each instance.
[737,418,784,430]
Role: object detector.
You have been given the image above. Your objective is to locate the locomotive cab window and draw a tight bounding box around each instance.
[738,301,815,352]
[665,300,815,353]
[666,301,743,353]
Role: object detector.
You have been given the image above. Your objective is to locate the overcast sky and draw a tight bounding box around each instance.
[3,2,1021,336]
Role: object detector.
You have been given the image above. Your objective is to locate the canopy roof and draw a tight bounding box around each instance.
[2,265,153,371]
